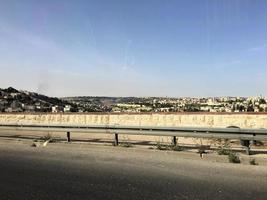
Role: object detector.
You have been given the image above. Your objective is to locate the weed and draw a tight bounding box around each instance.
[156,142,183,151]
[117,135,133,148]
[31,141,41,147]
[217,144,240,163]
[213,138,231,147]
[120,142,133,148]
[228,152,240,164]
[170,145,183,151]
[31,143,37,147]
[156,142,168,150]
[217,145,231,155]
[40,133,53,141]
[249,158,258,165]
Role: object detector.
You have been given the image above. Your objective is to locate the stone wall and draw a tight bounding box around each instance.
[0,113,266,128]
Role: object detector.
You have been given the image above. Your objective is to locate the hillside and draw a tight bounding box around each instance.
[1,87,266,113]
[0,87,76,112]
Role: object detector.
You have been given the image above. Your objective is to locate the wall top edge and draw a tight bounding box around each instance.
[1,112,267,116]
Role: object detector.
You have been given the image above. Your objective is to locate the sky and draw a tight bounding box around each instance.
[0,0,267,97]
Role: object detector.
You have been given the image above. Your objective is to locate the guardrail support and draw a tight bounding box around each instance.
[172,136,177,146]
[67,132,71,142]
[114,133,119,146]
[241,140,250,155]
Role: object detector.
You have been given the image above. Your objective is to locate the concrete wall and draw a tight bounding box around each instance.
[0,113,267,129]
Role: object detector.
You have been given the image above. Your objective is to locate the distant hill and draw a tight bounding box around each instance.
[60,96,181,112]
[0,87,152,112]
[1,87,266,113]
[0,87,76,112]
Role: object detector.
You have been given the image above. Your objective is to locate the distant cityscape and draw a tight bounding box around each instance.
[0,87,267,113]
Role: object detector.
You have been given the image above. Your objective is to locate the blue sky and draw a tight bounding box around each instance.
[0,0,266,97]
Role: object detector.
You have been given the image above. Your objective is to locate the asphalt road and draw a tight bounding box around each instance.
[0,139,267,200]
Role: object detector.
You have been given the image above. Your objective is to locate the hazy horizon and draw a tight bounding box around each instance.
[1,0,267,97]
[2,86,265,99]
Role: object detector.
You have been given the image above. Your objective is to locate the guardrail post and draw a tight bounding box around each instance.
[245,146,250,155]
[172,136,177,146]
[114,133,119,146]
[241,140,250,155]
[67,132,71,142]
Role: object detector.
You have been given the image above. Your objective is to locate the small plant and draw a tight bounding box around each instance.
[156,142,183,151]
[217,145,231,155]
[228,152,240,164]
[217,143,240,164]
[170,144,183,151]
[213,138,231,147]
[156,142,168,150]
[31,133,53,148]
[41,133,53,141]
[249,158,258,165]
[31,141,42,147]
[31,142,38,147]
[118,135,133,148]
[120,142,133,148]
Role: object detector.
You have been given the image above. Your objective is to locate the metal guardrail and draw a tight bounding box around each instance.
[0,123,266,154]
[0,123,267,140]
[0,123,267,139]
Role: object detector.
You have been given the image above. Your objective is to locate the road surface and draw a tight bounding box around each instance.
[0,139,266,200]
